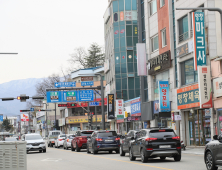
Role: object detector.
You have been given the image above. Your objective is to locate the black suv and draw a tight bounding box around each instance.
[204,134,222,170]
[129,128,181,163]
[120,130,138,156]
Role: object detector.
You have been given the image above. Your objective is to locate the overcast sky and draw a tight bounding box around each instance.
[0,0,108,84]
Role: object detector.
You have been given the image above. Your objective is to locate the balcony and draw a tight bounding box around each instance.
[178,31,189,43]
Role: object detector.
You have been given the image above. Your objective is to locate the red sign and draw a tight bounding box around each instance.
[120,29,125,33]
[21,114,29,121]
[114,30,119,35]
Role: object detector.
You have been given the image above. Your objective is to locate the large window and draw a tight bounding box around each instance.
[181,58,198,85]
[160,0,165,8]
[151,34,159,52]
[141,0,146,43]
[144,76,148,102]
[150,0,157,16]
[178,15,189,42]
[161,28,167,47]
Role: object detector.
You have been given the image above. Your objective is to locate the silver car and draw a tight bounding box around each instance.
[63,134,75,150]
[24,134,46,154]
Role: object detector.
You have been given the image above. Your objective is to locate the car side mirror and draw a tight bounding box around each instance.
[213,135,218,140]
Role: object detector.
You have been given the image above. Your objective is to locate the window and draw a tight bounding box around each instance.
[178,15,189,42]
[150,0,157,16]
[125,0,131,11]
[151,35,159,52]
[161,28,167,47]
[160,0,165,8]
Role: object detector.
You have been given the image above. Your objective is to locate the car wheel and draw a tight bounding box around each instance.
[160,156,166,160]
[76,143,80,152]
[50,143,53,147]
[109,150,112,154]
[141,148,148,163]
[116,149,119,154]
[92,147,97,155]
[43,149,46,153]
[205,151,218,170]
[48,143,50,147]
[87,145,90,154]
[120,146,125,156]
[39,150,42,153]
[174,155,181,162]
[129,148,136,161]
[66,145,68,150]
[71,144,75,151]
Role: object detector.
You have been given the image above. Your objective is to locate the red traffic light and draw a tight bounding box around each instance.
[17,96,21,100]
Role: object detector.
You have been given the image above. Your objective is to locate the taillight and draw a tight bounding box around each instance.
[115,138,120,140]
[172,136,180,140]
[58,139,62,141]
[79,138,82,140]
[67,139,69,142]
[96,138,103,141]
[159,130,165,132]
[146,148,153,151]
[145,138,157,141]
[176,147,181,150]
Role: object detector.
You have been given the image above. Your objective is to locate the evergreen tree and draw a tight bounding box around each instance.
[1,117,12,132]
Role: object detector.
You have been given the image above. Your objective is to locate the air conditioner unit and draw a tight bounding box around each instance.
[0,141,27,170]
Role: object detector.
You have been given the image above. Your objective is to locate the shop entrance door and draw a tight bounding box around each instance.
[188,110,211,146]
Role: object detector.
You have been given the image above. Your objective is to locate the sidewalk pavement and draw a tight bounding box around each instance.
[182,146,205,155]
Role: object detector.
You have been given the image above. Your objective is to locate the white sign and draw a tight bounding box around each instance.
[36,111,45,119]
[125,11,132,20]
[213,77,222,98]
[136,43,147,76]
[174,115,181,121]
[59,119,63,127]
[62,118,65,126]
[205,109,211,118]
[116,99,124,116]
[21,114,29,121]
[104,60,110,73]
[198,66,213,108]
[65,109,68,118]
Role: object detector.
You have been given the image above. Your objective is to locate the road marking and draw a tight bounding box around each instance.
[41,158,62,162]
[49,148,173,170]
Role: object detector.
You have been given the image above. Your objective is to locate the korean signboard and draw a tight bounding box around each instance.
[192,12,206,70]
[213,77,222,98]
[153,100,159,114]
[81,77,93,81]
[159,81,170,112]
[130,98,141,116]
[177,84,200,110]
[136,43,147,76]
[63,91,77,102]
[205,109,211,118]
[108,94,115,119]
[67,117,102,124]
[116,99,124,123]
[36,111,45,119]
[47,91,62,103]
[21,114,29,121]
[198,66,212,108]
[176,40,193,58]
[79,90,94,101]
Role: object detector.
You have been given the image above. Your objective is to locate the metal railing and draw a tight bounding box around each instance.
[178,31,189,43]
[190,29,193,38]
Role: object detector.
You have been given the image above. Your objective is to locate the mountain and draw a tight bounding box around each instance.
[0,78,43,116]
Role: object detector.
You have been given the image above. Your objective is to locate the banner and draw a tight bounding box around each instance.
[130,98,141,116]
[108,94,115,119]
[136,43,147,76]
[192,12,206,70]
[21,114,29,121]
[116,99,124,123]
[213,77,222,98]
[159,81,170,112]
[198,66,212,108]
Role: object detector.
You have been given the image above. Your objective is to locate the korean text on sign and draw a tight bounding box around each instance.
[159,81,170,112]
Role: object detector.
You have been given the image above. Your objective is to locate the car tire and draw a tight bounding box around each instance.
[115,149,119,154]
[76,143,80,152]
[50,143,53,147]
[120,146,125,156]
[205,151,218,170]
[43,149,46,153]
[48,143,50,147]
[92,147,97,155]
[39,150,42,153]
[71,144,75,151]
[141,148,148,163]
[129,148,136,161]
[66,145,68,150]
[160,156,166,160]
[87,145,90,154]
[109,150,112,154]
[174,155,181,162]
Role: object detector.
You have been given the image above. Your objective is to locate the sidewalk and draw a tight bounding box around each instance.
[182,146,205,155]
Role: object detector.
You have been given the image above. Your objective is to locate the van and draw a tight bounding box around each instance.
[47,130,62,147]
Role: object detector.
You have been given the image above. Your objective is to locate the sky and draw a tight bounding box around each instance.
[0,0,108,84]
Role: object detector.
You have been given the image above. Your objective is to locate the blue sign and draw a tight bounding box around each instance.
[193,12,206,70]
[54,82,76,88]
[159,81,170,112]
[81,81,94,86]
[0,115,3,122]
[30,108,34,112]
[130,98,141,116]
[46,91,63,103]
[153,100,159,114]
[79,90,94,101]
[144,122,148,129]
[62,91,78,102]
[89,102,99,106]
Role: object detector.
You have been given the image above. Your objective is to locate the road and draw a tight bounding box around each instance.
[27,146,212,170]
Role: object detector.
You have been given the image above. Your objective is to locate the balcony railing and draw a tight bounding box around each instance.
[179,31,189,43]
[190,29,193,38]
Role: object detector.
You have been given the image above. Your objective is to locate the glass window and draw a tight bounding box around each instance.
[116,79,121,91]
[115,52,120,64]
[126,21,132,25]
[121,52,126,63]
[120,25,125,37]
[128,63,133,73]
[116,91,122,99]
[126,25,132,36]
[128,78,134,90]
[119,21,125,25]
[151,35,159,52]
[114,38,120,52]
[122,90,128,101]
[129,90,135,99]
[120,37,126,48]
[122,78,127,89]
[178,15,189,42]
[133,25,138,36]
[114,26,119,38]
[134,62,137,73]
[121,63,127,73]
[113,1,118,12]
[150,0,157,16]
[133,37,138,47]
[144,89,148,102]
[160,0,165,8]
[135,77,140,88]
[119,0,124,11]
[183,59,198,85]
[132,0,137,10]
[127,37,133,46]
[135,89,140,98]
[161,28,167,47]
[127,51,133,62]
[125,0,131,11]
[115,63,120,74]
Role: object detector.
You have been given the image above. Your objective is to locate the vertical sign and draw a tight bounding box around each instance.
[46,91,62,103]
[130,98,141,116]
[116,99,124,123]
[108,94,115,119]
[192,12,206,70]
[198,66,212,108]
[21,114,29,121]
[159,81,170,112]
[136,43,147,76]
[0,114,3,122]
[63,91,77,102]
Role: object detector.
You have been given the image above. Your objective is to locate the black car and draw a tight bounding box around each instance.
[129,128,181,163]
[120,130,138,156]
[87,130,120,154]
[204,134,222,170]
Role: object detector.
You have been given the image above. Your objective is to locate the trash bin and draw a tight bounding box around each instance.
[0,141,27,170]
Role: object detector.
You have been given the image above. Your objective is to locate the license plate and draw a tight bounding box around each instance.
[159,145,171,148]
[51,141,54,143]
[105,140,113,142]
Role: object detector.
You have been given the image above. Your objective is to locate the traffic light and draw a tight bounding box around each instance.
[17,96,29,102]
[20,110,30,112]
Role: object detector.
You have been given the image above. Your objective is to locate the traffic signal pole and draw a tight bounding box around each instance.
[100,75,105,130]
[28,112,30,134]
[55,103,56,130]
[95,92,97,130]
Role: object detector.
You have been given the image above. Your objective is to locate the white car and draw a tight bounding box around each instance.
[24,133,46,154]
[55,134,66,148]
[63,134,75,150]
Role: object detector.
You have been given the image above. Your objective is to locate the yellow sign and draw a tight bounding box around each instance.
[125,111,128,118]
[67,118,102,124]
[154,66,161,71]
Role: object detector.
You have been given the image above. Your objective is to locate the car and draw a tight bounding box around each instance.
[71,130,94,152]
[63,134,75,150]
[87,130,120,154]
[5,137,18,141]
[120,130,138,156]
[24,133,46,154]
[55,134,66,148]
[129,128,181,163]
[204,134,222,170]
[47,130,62,147]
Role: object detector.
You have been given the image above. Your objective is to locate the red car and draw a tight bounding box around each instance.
[71,130,94,152]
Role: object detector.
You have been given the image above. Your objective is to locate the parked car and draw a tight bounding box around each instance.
[24,133,46,154]
[55,134,66,148]
[129,128,181,163]
[47,130,62,147]
[71,130,94,152]
[87,130,120,154]
[5,137,18,141]
[63,134,75,150]
[120,130,138,156]
[204,134,222,170]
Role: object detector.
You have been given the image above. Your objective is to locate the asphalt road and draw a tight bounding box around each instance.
[27,146,214,170]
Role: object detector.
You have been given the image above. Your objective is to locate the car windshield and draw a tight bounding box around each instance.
[98,131,117,137]
[149,130,176,138]
[60,135,66,138]
[26,135,42,140]
[80,131,93,136]
[69,135,75,139]
[5,137,17,141]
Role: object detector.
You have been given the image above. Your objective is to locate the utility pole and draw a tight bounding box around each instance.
[87,102,91,130]
[95,92,97,130]
[100,75,105,130]
[28,112,30,134]
[45,103,48,137]
[55,103,56,130]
